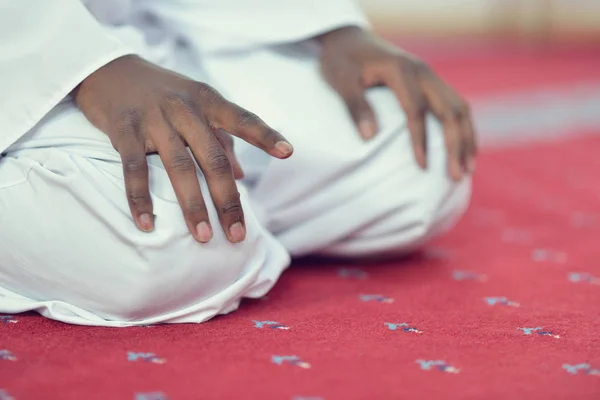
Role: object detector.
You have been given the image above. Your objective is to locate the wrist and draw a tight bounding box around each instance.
[317,26,366,45]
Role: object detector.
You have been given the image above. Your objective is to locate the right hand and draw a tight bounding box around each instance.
[74,55,293,243]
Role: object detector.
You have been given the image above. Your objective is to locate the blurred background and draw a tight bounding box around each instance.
[358,0,600,146]
[360,0,600,42]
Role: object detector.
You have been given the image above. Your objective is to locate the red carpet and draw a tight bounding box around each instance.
[2,42,600,399]
[2,134,599,400]
[407,41,600,98]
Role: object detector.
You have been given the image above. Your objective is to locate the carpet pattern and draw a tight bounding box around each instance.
[1,135,599,399]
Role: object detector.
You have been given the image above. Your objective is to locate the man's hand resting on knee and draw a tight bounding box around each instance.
[319,27,477,182]
[73,55,294,243]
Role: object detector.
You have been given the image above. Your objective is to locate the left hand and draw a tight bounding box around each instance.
[319,27,477,181]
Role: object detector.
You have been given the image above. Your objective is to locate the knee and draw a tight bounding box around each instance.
[388,155,472,250]
[320,173,471,259]
[420,174,472,241]
[390,175,472,253]
[3,197,272,324]
[323,143,471,259]
[0,120,279,324]
[94,226,266,322]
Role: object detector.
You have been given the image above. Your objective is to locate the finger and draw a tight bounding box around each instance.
[212,102,294,160]
[417,70,466,179]
[117,133,154,232]
[343,87,378,140]
[170,111,246,244]
[150,116,212,243]
[461,107,478,174]
[384,66,428,169]
[323,62,377,139]
[214,128,245,180]
[442,118,464,181]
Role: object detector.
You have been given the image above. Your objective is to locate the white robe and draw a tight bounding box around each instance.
[0,0,471,326]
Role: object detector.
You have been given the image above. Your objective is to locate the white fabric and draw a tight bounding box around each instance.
[0,1,470,326]
[0,0,368,154]
[0,0,133,155]
[135,0,369,53]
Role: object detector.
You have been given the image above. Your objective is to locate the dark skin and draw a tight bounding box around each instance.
[74,27,476,244]
[75,56,293,244]
[319,27,477,178]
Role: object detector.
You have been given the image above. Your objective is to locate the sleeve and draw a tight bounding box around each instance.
[0,1,135,154]
[137,0,370,54]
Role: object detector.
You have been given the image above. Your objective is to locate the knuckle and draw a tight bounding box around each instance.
[413,59,432,75]
[115,108,143,136]
[206,148,232,176]
[261,128,279,143]
[117,108,143,127]
[170,153,196,172]
[183,199,206,218]
[127,191,151,208]
[122,157,146,174]
[220,193,242,216]
[446,105,465,120]
[406,102,427,120]
[236,109,261,127]
[196,83,222,106]
[439,102,466,121]
[162,93,195,113]
[397,58,416,74]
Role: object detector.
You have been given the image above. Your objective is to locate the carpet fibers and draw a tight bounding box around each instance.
[2,134,600,400]
[2,43,600,400]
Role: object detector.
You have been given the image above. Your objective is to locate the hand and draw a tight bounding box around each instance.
[319,27,476,181]
[74,55,293,243]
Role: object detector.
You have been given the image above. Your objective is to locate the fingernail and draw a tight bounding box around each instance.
[229,222,246,243]
[451,163,463,181]
[359,120,377,140]
[196,222,213,243]
[467,158,476,174]
[275,141,294,157]
[139,213,154,232]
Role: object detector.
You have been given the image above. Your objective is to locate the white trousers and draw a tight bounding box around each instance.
[0,42,471,326]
